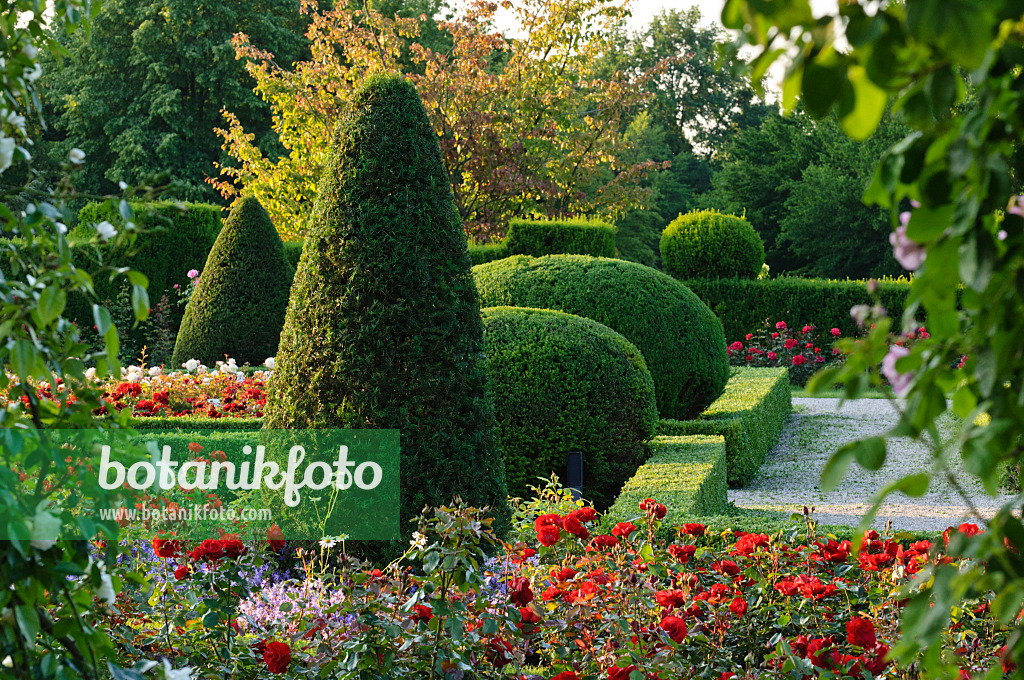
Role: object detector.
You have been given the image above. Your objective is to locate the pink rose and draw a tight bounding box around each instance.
[889,225,926,271]
[881,345,913,396]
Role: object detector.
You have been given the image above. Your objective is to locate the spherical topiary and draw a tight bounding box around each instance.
[473,255,729,420]
[660,209,765,279]
[481,306,657,508]
[263,74,508,533]
[171,196,293,367]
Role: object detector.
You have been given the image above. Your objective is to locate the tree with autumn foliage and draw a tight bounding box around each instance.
[212,0,668,241]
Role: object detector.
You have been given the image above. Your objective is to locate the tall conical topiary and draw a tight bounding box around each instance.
[263,74,508,531]
[171,196,293,367]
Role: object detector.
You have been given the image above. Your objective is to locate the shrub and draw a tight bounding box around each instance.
[661,209,764,279]
[603,435,729,530]
[685,276,913,341]
[473,254,729,419]
[71,202,222,339]
[481,306,658,509]
[171,197,293,367]
[283,240,304,270]
[262,74,508,534]
[468,241,508,265]
[659,367,792,487]
[505,217,616,258]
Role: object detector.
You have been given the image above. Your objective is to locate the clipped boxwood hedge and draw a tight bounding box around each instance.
[658,367,791,487]
[661,209,764,280]
[505,218,616,258]
[283,241,304,270]
[474,254,729,420]
[71,202,222,333]
[263,75,508,536]
[684,276,913,341]
[469,242,509,265]
[172,196,293,366]
[482,306,658,510]
[603,434,728,530]
[127,417,263,431]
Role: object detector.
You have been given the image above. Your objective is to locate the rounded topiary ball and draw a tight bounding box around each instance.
[660,209,765,279]
[473,255,729,420]
[482,306,658,509]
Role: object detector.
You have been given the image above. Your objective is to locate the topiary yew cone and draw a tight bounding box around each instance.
[171,196,292,367]
[263,74,508,530]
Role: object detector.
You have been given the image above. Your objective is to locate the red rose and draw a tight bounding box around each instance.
[486,638,514,668]
[552,673,579,680]
[612,522,636,537]
[668,544,696,563]
[608,664,638,680]
[152,536,179,558]
[792,355,807,366]
[574,507,597,522]
[263,641,291,674]
[639,498,667,519]
[191,539,224,562]
[537,525,560,546]
[729,596,748,617]
[221,538,247,559]
[784,338,798,349]
[187,442,204,454]
[831,328,841,336]
[846,617,876,648]
[174,565,190,580]
[412,604,433,624]
[586,534,619,551]
[655,589,687,609]
[729,341,743,351]
[712,560,740,576]
[534,513,563,531]
[518,607,541,629]
[561,513,588,539]
[660,615,688,643]
[680,523,706,537]
[508,577,534,607]
[266,524,285,551]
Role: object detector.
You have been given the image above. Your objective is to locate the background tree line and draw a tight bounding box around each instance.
[4,0,907,279]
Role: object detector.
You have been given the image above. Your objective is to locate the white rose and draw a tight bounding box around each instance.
[95,220,117,241]
[68,148,86,165]
[161,659,194,680]
[2,656,12,668]
[0,135,15,174]
[183,359,199,372]
[55,222,68,235]
[264,357,275,370]
[197,364,208,374]
[148,366,162,377]
[21,44,38,60]
[96,567,116,605]
[85,367,97,381]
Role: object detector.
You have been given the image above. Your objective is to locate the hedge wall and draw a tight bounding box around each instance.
[469,242,509,265]
[603,435,728,530]
[505,218,616,258]
[685,277,913,341]
[658,367,791,487]
[474,255,729,420]
[482,306,658,509]
[127,417,263,430]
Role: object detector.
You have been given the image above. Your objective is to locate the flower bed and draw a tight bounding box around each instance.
[111,495,1006,679]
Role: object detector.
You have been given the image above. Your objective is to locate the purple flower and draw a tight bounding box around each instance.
[881,345,913,396]
[187,269,199,279]
[889,225,926,271]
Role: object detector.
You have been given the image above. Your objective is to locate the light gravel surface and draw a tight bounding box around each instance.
[729,398,1020,532]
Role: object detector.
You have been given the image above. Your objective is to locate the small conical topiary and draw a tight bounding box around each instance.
[263,74,508,532]
[171,196,293,367]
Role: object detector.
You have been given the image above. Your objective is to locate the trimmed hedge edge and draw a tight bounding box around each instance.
[603,434,728,530]
[658,367,792,488]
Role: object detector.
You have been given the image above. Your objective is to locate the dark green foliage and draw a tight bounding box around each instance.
[70,202,222,344]
[469,242,509,265]
[659,367,792,487]
[263,75,507,533]
[283,241,304,270]
[481,306,658,509]
[661,209,765,279]
[603,435,728,528]
[473,254,729,420]
[505,218,616,258]
[46,0,310,202]
[172,197,293,366]
[684,276,913,341]
[700,109,908,278]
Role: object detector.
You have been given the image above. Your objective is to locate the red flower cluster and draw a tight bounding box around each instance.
[534,507,597,546]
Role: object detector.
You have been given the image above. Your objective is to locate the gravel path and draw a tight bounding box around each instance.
[729,398,1019,532]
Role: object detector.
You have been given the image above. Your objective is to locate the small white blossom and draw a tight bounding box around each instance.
[21,44,38,60]
[85,367,97,381]
[264,357,275,370]
[319,537,337,550]
[0,135,15,174]
[161,659,194,680]
[95,220,117,241]
[410,531,428,550]
[118,181,128,190]
[2,656,12,668]
[55,222,68,235]
[96,567,116,605]
[68,148,86,165]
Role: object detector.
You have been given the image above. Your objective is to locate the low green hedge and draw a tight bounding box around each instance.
[505,218,616,258]
[126,417,263,431]
[685,276,913,341]
[603,435,728,530]
[469,242,509,265]
[658,367,791,488]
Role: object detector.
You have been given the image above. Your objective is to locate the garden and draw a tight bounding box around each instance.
[2,0,1024,679]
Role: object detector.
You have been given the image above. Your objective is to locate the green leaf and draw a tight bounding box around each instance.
[37,286,66,326]
[906,203,954,242]
[952,385,977,418]
[202,611,220,628]
[851,437,887,471]
[802,60,846,116]
[131,285,150,322]
[821,444,856,492]
[840,66,888,140]
[15,604,40,641]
